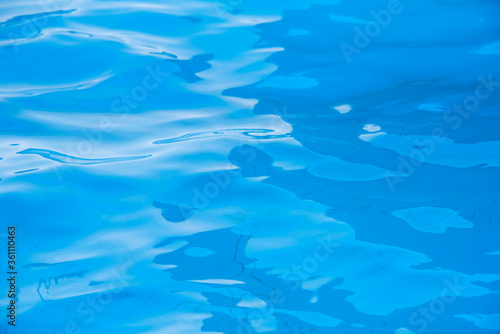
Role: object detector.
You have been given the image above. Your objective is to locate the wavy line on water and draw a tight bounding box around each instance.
[18,149,151,165]
[0,10,77,50]
[0,72,113,99]
[14,168,39,174]
[153,128,291,144]
[0,10,76,28]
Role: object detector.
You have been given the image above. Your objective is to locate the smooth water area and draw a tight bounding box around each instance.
[1,0,500,333]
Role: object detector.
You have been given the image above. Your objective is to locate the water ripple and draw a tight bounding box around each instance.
[3,0,500,333]
[18,148,151,165]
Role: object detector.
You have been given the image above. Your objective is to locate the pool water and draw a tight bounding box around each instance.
[1,0,500,333]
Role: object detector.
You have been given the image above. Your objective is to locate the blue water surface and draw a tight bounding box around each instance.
[1,0,500,333]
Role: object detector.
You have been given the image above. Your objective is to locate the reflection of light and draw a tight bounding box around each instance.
[332,104,351,113]
[363,124,381,132]
[237,297,267,308]
[360,124,385,142]
[359,132,386,142]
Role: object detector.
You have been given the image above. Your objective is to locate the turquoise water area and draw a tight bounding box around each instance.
[1,0,500,333]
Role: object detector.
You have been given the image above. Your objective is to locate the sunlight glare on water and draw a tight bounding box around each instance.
[1,0,500,333]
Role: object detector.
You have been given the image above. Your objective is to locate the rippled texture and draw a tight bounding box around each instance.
[1,0,500,333]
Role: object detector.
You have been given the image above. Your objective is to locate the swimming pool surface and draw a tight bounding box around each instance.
[1,0,500,333]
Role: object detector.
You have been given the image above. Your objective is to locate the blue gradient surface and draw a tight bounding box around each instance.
[1,0,500,333]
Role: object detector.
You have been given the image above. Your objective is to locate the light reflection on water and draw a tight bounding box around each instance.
[1,0,500,333]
